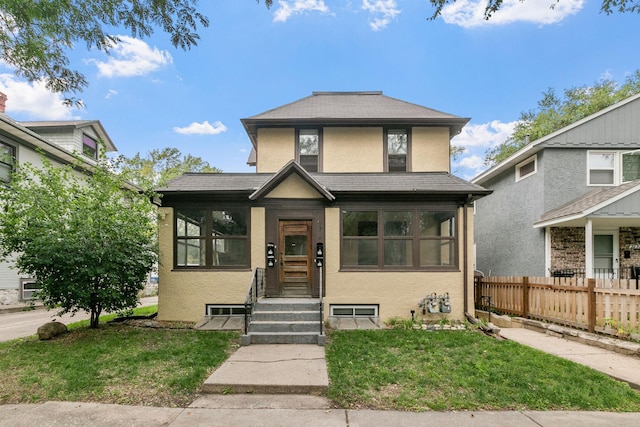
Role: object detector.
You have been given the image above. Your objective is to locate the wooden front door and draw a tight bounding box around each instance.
[278,220,312,296]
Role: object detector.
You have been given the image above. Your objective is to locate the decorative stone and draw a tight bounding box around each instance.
[37,321,67,340]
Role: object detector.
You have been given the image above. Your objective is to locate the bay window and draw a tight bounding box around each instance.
[341,208,457,269]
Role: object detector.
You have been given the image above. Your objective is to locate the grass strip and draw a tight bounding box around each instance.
[325,329,640,411]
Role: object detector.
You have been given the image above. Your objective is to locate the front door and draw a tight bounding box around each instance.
[279,220,312,296]
[593,232,619,278]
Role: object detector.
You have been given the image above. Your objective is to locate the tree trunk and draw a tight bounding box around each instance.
[90,307,102,328]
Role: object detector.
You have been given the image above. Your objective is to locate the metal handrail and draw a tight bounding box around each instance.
[243,268,266,335]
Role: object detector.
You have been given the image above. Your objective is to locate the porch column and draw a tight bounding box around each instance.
[585,219,593,279]
[544,227,551,276]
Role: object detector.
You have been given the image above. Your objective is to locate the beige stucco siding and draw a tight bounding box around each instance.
[256,128,295,173]
[157,207,266,323]
[411,127,450,172]
[324,206,474,322]
[265,175,323,199]
[323,127,383,172]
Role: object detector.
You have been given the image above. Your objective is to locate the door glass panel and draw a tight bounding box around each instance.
[285,235,307,256]
[594,234,613,269]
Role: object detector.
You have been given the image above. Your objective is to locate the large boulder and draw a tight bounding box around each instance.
[37,321,68,340]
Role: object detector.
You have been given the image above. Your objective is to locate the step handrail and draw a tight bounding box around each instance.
[244,268,266,335]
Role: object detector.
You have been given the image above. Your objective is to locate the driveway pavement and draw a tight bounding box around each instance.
[0,296,158,342]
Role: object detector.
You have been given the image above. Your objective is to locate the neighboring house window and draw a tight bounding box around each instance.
[515,155,536,181]
[385,129,409,172]
[588,151,616,185]
[588,150,640,185]
[175,208,249,268]
[0,141,16,183]
[341,208,456,269]
[622,150,640,182]
[297,129,321,172]
[82,134,98,159]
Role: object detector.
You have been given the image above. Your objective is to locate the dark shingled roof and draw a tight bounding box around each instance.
[241,92,470,147]
[157,172,490,198]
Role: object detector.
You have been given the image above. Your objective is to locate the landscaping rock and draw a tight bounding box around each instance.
[37,321,67,340]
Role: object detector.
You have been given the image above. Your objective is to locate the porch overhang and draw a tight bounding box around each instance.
[534,180,640,229]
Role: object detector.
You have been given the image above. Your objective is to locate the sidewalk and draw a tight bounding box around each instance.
[2,398,640,426]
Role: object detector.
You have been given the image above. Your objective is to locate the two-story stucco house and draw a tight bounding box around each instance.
[0,101,117,304]
[473,93,640,279]
[155,91,490,344]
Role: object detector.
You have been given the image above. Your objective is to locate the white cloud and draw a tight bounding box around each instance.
[88,36,173,78]
[362,0,401,31]
[105,89,118,99]
[440,0,584,28]
[452,119,516,148]
[273,0,330,23]
[451,119,516,179]
[0,74,79,120]
[173,120,228,135]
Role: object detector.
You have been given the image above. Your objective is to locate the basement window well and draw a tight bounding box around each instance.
[206,305,247,316]
[330,305,378,317]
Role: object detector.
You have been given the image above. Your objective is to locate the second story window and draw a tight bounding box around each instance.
[386,129,409,172]
[0,141,16,183]
[297,129,320,172]
[82,134,98,159]
[622,150,640,182]
[588,152,615,185]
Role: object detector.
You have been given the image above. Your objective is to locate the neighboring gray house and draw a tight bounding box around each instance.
[472,93,640,279]
[0,98,117,304]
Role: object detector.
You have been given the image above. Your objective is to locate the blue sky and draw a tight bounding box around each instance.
[1,0,640,180]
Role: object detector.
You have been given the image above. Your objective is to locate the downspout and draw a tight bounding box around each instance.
[463,194,472,315]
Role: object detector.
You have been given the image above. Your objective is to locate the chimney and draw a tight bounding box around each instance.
[0,92,6,113]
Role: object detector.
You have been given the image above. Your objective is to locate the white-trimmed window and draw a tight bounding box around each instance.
[82,134,98,159]
[0,140,16,183]
[330,305,378,317]
[588,150,640,186]
[21,278,38,300]
[515,155,537,181]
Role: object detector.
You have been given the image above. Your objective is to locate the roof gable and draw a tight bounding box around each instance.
[249,161,335,201]
[473,92,640,185]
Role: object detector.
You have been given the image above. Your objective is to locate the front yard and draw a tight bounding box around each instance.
[1,312,640,411]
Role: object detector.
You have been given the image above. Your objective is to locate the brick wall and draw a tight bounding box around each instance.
[620,227,640,270]
[550,227,585,271]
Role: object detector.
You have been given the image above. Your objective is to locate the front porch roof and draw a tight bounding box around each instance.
[534,179,640,228]
[156,170,491,201]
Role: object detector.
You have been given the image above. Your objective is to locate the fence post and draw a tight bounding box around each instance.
[588,278,596,333]
[522,276,529,318]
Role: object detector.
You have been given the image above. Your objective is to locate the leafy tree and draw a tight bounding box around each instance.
[0,0,210,105]
[428,0,640,20]
[485,71,640,166]
[0,155,157,328]
[116,147,221,191]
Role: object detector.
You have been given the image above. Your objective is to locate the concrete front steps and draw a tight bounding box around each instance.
[241,298,325,346]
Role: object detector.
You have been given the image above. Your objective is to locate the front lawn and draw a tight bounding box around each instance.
[0,311,239,407]
[325,328,640,411]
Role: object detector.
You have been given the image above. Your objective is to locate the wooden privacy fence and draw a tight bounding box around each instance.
[475,276,640,333]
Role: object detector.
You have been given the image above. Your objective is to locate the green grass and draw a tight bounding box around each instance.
[326,329,640,411]
[0,312,239,407]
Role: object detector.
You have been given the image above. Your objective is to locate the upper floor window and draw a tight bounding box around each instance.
[82,134,98,159]
[385,129,409,172]
[175,207,249,269]
[515,155,537,182]
[588,150,640,186]
[622,150,640,182]
[297,129,320,172]
[0,141,16,183]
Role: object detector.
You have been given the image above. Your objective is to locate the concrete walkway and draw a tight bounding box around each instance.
[501,327,640,390]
